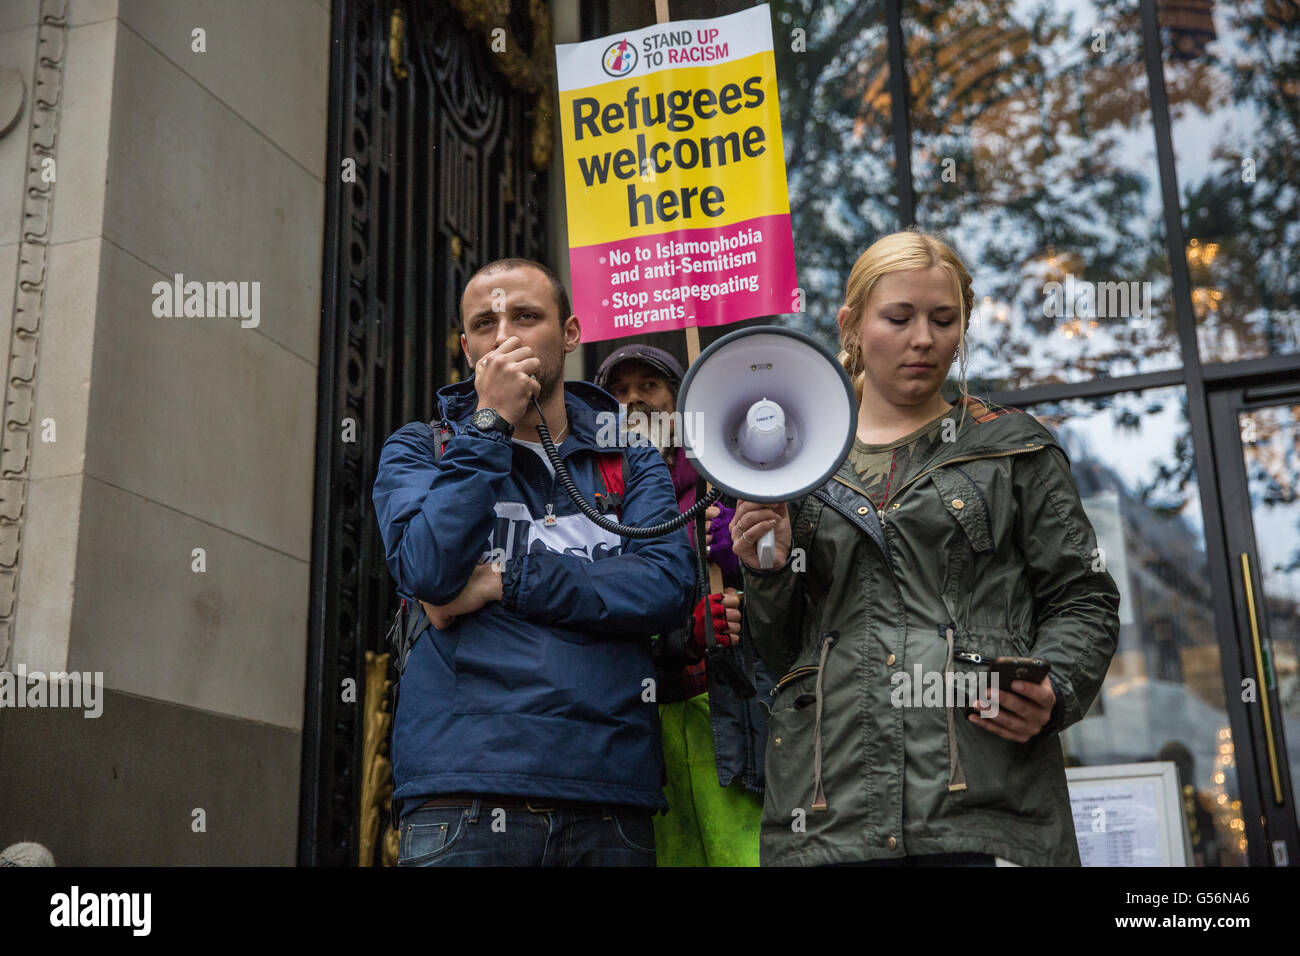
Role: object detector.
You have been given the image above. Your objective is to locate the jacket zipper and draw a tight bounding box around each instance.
[944,619,968,793]
[874,444,1043,524]
[771,664,820,696]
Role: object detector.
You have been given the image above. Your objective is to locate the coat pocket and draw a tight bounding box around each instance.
[769,665,819,705]
[963,624,1035,663]
[452,631,545,715]
[764,631,838,815]
[931,467,994,554]
[951,706,1054,820]
[763,687,818,822]
[949,629,1054,819]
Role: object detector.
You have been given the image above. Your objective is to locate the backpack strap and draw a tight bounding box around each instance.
[594,451,627,519]
[387,418,451,833]
[384,593,431,830]
[429,419,452,463]
[386,596,429,677]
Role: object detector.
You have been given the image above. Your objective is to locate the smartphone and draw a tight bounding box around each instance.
[954,652,1051,704]
[990,656,1051,687]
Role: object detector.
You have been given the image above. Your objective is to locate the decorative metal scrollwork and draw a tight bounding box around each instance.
[302,0,552,867]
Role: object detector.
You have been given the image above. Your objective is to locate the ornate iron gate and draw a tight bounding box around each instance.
[299,0,553,867]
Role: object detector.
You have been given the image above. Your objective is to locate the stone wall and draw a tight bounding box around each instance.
[0,0,330,865]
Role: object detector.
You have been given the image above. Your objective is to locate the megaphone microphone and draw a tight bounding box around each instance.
[678,326,858,568]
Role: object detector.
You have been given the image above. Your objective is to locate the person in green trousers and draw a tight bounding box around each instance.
[595,345,773,867]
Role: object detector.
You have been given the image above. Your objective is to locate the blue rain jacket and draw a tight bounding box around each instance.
[373,378,696,814]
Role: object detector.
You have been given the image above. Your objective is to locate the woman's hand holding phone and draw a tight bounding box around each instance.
[969,675,1056,742]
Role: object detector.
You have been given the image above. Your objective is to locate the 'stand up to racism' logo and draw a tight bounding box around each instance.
[602,38,637,77]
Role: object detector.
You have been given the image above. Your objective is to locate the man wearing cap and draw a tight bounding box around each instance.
[595,345,774,867]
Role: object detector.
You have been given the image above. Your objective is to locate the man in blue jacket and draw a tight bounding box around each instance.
[372,258,696,866]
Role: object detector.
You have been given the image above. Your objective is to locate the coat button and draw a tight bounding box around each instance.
[951,498,964,509]
[857,506,869,515]
[774,736,782,746]
[886,653,896,666]
[887,836,898,850]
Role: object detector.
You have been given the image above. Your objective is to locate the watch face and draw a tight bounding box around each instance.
[472,409,496,430]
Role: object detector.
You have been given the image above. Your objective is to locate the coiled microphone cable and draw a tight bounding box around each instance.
[531,396,721,538]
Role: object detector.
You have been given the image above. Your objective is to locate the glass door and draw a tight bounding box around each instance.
[1209,379,1300,866]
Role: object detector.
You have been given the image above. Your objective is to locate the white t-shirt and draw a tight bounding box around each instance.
[484,435,623,563]
[512,436,564,476]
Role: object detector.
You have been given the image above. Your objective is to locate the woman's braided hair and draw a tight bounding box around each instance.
[837,227,974,412]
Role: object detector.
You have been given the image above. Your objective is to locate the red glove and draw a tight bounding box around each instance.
[689,591,740,656]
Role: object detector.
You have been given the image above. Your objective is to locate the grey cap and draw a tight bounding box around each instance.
[594,344,685,393]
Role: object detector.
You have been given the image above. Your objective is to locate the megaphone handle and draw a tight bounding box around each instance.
[757,527,776,569]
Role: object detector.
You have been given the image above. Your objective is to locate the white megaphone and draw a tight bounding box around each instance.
[677,326,858,568]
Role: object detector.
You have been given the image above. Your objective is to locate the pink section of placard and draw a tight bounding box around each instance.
[569,213,798,342]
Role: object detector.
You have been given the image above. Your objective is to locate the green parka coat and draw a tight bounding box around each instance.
[741,397,1120,866]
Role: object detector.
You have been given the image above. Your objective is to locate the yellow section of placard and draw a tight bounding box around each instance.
[559,50,789,248]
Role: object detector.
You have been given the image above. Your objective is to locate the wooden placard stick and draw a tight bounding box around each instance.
[655,0,724,594]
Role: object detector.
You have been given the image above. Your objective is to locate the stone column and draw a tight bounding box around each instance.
[0,0,331,865]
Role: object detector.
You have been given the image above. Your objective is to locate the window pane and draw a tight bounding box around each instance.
[906,0,1182,392]
[1027,386,1248,866]
[773,0,897,327]
[1160,2,1300,363]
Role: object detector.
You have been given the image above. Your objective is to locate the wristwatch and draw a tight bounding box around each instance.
[470,407,514,439]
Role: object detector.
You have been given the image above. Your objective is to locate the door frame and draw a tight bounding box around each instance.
[1206,374,1300,865]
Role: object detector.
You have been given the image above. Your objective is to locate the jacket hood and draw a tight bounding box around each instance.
[828,397,1066,505]
[926,396,1065,466]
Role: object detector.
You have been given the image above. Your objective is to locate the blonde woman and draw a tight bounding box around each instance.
[732,229,1119,866]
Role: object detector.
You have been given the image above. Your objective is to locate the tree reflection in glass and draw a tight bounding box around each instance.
[905,0,1181,392]
[1162,2,1300,363]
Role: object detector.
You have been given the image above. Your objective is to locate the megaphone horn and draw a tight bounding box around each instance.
[678,326,858,567]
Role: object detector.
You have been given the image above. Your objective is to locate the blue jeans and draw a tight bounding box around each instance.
[397,798,656,867]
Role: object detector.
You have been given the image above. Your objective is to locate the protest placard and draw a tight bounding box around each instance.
[555,4,798,342]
